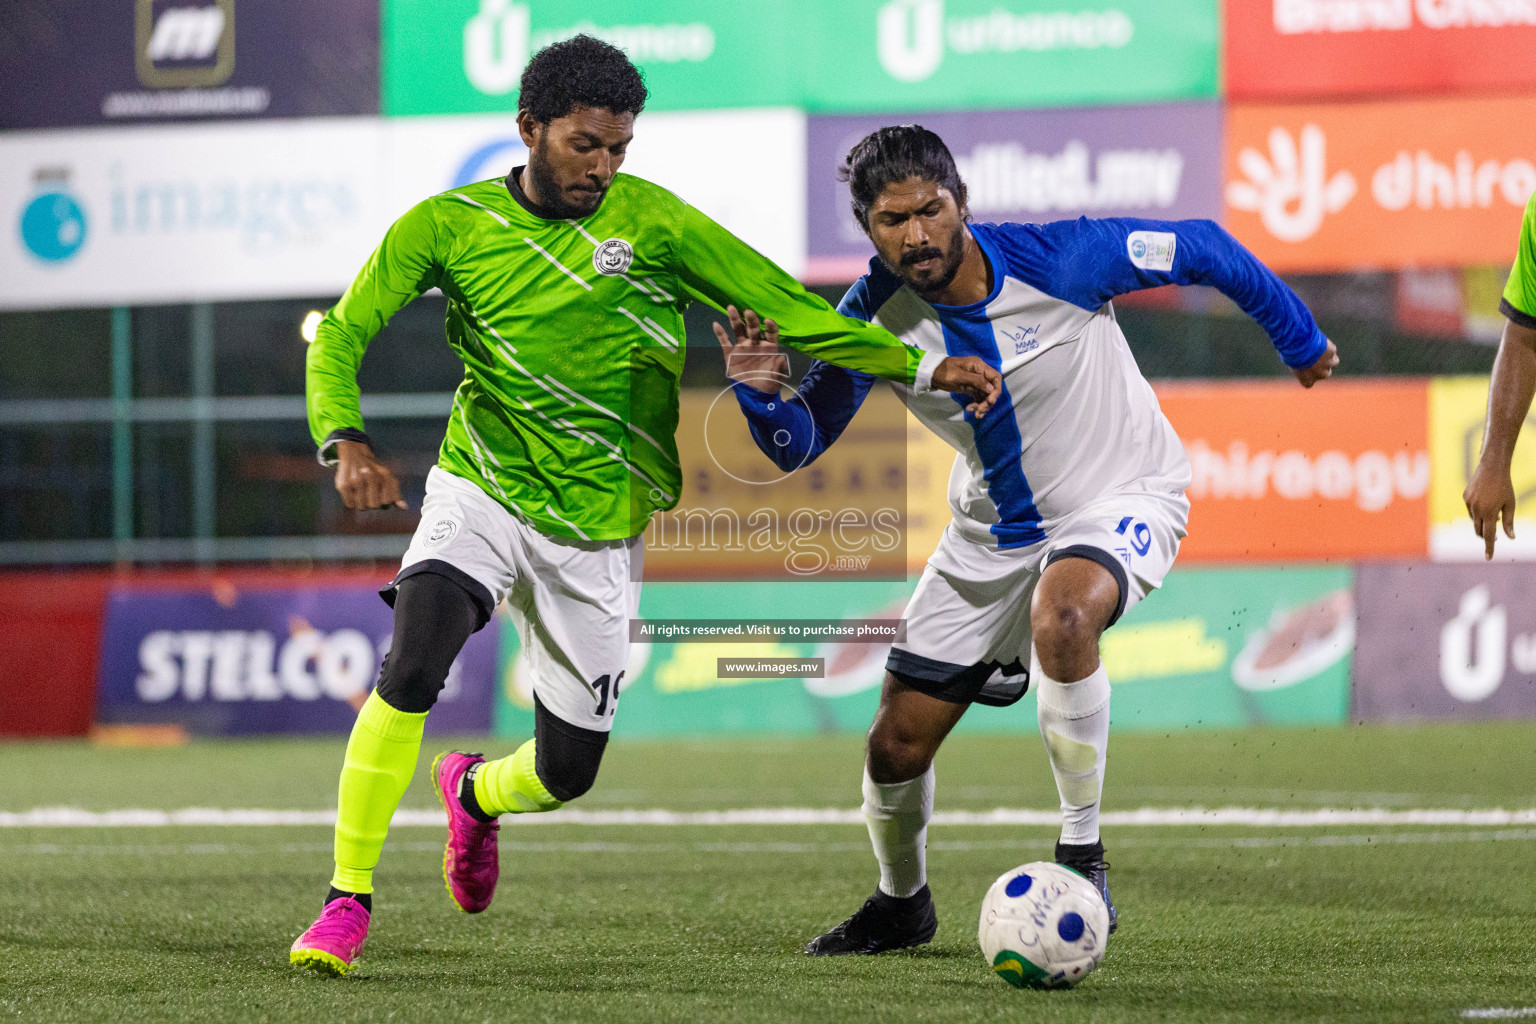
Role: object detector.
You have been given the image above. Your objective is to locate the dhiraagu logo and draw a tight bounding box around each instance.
[19,169,88,264]
[876,0,1135,83]
[463,0,716,96]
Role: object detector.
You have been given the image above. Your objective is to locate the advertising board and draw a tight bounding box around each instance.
[1354,563,1536,721]
[382,0,1217,117]
[493,566,1353,737]
[1225,97,1536,272]
[1226,0,1536,101]
[97,581,496,735]
[1428,376,1536,561]
[806,103,1222,282]
[0,119,391,310]
[0,0,378,129]
[1155,379,1430,561]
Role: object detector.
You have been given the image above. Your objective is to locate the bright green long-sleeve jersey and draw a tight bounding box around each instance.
[307,170,933,541]
[1501,190,1536,329]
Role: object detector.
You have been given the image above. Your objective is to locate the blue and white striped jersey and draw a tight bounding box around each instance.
[734,217,1327,549]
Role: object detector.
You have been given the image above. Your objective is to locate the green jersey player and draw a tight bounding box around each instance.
[1465,189,1536,559]
[289,35,999,976]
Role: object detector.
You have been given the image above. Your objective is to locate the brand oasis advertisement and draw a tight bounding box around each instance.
[97,582,497,735]
[383,0,1218,116]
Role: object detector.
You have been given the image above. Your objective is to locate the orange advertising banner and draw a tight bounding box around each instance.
[1154,379,1429,561]
[1225,97,1536,272]
[1226,0,1536,101]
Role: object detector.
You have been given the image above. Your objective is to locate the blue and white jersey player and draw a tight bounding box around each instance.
[713,125,1338,956]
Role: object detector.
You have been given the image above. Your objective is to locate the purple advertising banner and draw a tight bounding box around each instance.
[96,584,495,735]
[1353,563,1536,723]
[0,0,378,129]
[804,102,1224,283]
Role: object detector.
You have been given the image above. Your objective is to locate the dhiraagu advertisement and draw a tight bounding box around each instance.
[494,566,1354,737]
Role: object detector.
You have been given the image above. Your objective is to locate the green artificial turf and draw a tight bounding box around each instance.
[2,723,1535,1022]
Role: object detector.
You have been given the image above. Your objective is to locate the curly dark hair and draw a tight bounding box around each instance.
[519,34,648,124]
[839,125,967,228]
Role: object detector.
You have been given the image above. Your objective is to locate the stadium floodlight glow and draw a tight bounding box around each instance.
[300,310,323,344]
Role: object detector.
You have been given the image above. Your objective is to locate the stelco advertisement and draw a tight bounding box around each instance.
[97,581,497,735]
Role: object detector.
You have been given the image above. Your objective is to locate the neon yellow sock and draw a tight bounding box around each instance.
[330,691,427,895]
[473,739,564,816]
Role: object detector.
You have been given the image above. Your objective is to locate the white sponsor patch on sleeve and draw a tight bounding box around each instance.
[1126,230,1177,272]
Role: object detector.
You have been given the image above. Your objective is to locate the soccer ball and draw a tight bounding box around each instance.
[978,861,1111,989]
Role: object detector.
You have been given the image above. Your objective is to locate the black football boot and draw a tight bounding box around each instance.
[803,885,938,955]
[1056,839,1118,933]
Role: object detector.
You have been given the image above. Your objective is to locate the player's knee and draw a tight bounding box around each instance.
[533,699,609,802]
[373,573,483,714]
[1031,600,1099,661]
[866,722,934,784]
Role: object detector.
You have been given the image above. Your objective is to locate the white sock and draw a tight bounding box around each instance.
[862,765,935,898]
[1034,652,1111,846]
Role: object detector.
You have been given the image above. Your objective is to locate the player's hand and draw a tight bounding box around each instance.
[1295,337,1338,388]
[933,356,1002,418]
[1463,459,1517,560]
[334,439,407,511]
[713,305,788,394]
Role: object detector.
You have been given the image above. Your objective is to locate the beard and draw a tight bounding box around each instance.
[526,138,607,219]
[883,220,968,299]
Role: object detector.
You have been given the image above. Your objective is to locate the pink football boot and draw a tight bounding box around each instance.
[431,751,500,914]
[290,896,370,976]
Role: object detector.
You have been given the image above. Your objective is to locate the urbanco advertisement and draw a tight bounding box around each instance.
[1155,379,1430,561]
[1226,0,1536,101]
[805,103,1222,283]
[799,0,1218,113]
[492,567,1353,737]
[97,582,497,735]
[1428,376,1536,562]
[382,0,1218,117]
[1225,97,1536,272]
[1354,563,1536,722]
[385,108,807,278]
[0,0,378,129]
[0,119,393,310]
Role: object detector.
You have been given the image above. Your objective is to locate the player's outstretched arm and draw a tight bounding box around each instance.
[674,205,999,414]
[1003,217,1335,385]
[1464,319,1536,559]
[307,201,443,508]
[715,305,874,471]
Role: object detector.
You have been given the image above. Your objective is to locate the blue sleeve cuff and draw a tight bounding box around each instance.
[1281,327,1329,371]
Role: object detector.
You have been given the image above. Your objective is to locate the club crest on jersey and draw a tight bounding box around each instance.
[426,519,459,546]
[593,237,634,276]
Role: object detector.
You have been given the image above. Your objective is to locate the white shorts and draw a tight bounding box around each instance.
[887,490,1188,707]
[386,467,642,733]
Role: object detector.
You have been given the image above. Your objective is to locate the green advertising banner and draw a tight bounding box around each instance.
[384,0,798,115]
[385,0,1218,116]
[801,0,1218,114]
[494,566,1354,739]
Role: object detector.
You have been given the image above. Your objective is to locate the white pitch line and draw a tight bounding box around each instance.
[9,830,1536,859]
[6,806,1536,829]
[1462,1010,1536,1020]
